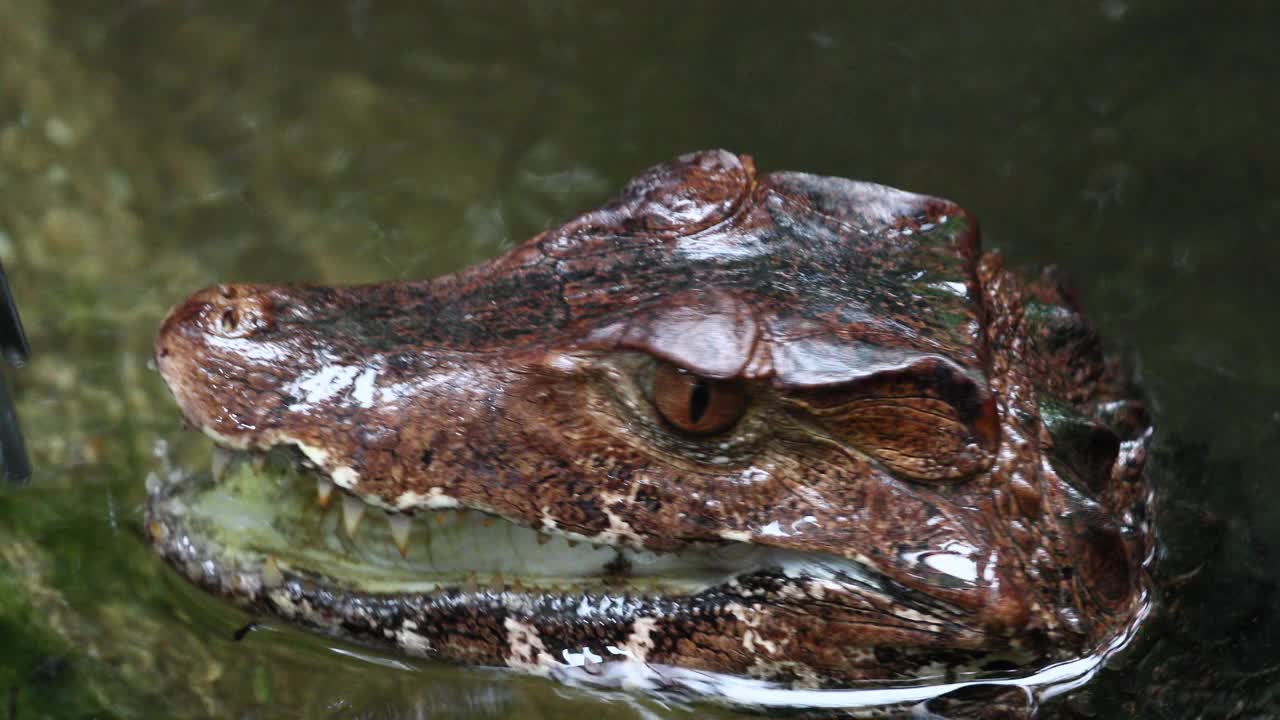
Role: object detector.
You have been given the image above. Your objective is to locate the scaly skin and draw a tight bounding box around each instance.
[149,150,1152,693]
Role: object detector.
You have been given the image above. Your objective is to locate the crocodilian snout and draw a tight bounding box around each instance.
[152,279,502,497]
[153,282,318,449]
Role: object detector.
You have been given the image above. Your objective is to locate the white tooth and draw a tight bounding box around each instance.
[316,477,334,507]
[251,454,265,472]
[342,494,365,536]
[388,513,412,558]
[211,447,232,482]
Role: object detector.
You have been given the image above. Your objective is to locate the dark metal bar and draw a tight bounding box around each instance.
[0,262,31,485]
[0,263,28,367]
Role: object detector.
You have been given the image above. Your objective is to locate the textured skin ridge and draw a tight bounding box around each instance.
[150,150,1153,699]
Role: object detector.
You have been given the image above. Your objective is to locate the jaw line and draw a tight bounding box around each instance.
[142,439,1037,693]
[145,441,904,602]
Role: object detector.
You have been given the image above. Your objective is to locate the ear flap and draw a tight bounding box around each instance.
[784,357,999,481]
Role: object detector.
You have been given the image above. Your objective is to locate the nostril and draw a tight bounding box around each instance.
[220,308,239,334]
[206,292,272,339]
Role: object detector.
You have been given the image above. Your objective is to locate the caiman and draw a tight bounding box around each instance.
[148,150,1153,713]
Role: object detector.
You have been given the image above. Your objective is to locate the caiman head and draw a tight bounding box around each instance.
[149,150,1153,690]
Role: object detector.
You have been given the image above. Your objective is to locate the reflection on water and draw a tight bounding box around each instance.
[0,0,1277,717]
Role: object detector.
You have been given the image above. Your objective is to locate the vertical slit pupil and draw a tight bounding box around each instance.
[689,379,711,424]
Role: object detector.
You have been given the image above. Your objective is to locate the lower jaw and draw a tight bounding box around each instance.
[143,451,687,670]
[143,446,1028,689]
[146,512,1136,717]
[145,501,987,693]
[143,453,824,684]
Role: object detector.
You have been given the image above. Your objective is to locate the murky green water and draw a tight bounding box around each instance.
[1,1,1276,717]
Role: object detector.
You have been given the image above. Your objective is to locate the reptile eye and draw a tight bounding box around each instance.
[652,362,746,435]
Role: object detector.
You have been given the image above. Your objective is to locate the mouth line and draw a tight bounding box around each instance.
[145,441,893,601]
[142,438,1036,687]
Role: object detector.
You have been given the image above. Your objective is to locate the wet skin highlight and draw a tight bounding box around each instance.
[149,150,1153,690]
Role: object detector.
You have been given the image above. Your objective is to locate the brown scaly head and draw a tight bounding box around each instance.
[149,150,1152,695]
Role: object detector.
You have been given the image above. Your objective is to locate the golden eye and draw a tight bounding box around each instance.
[652,362,747,435]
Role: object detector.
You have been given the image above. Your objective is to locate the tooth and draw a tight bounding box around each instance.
[316,477,334,507]
[567,539,579,548]
[482,516,495,528]
[342,494,365,536]
[435,512,448,526]
[251,453,265,472]
[511,577,524,592]
[593,543,604,551]
[388,513,412,558]
[494,572,505,589]
[211,447,232,481]
[536,532,551,545]
[463,572,478,593]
